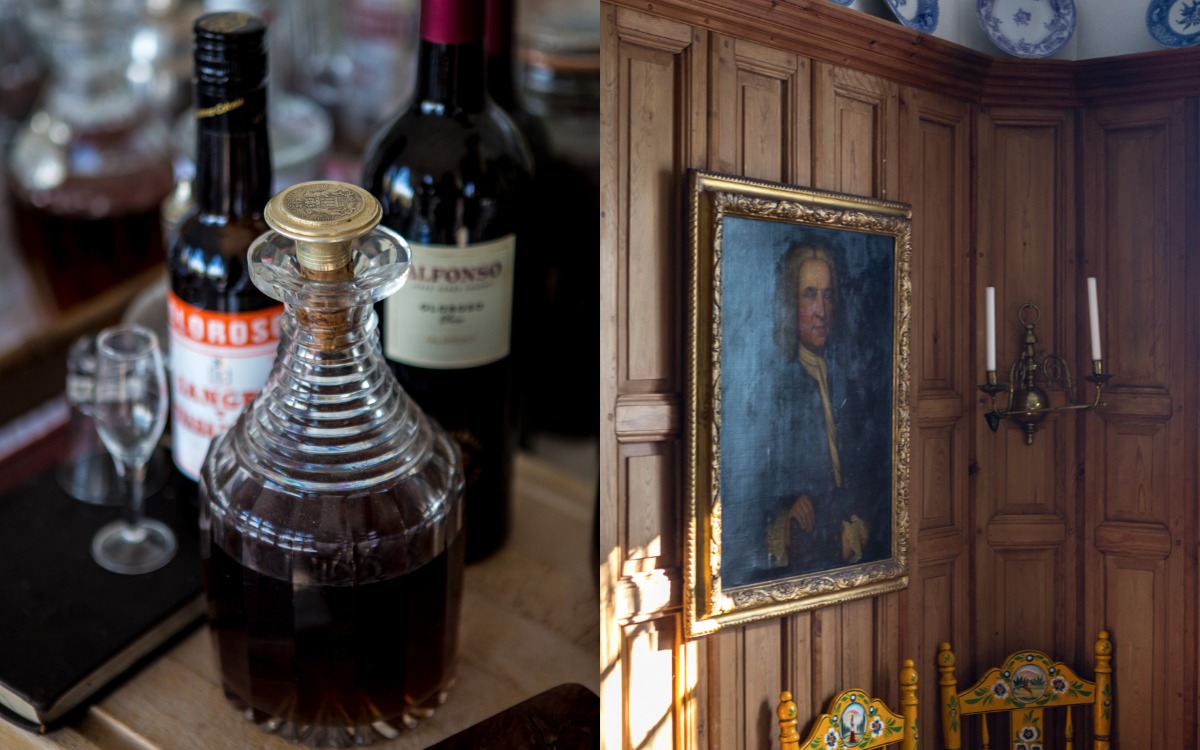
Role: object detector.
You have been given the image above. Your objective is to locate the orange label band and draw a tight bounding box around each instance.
[167,291,283,480]
[168,293,283,349]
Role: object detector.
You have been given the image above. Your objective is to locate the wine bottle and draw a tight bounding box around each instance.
[362,0,533,562]
[167,12,283,484]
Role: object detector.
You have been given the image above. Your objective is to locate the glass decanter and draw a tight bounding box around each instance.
[199,181,465,747]
[6,0,174,312]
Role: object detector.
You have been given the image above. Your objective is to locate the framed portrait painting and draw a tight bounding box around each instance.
[683,169,912,637]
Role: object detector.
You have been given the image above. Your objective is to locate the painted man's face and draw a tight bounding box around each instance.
[797,258,834,352]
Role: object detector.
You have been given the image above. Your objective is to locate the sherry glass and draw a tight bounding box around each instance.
[90,324,176,575]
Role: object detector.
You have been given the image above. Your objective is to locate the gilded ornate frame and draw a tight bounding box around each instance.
[684,169,912,637]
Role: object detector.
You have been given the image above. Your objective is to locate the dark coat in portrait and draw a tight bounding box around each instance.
[718,218,894,590]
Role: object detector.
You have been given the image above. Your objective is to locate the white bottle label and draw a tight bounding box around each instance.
[167,291,283,480]
[383,235,516,368]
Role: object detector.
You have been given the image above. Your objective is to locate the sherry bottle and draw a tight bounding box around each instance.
[168,12,282,483]
[361,0,532,562]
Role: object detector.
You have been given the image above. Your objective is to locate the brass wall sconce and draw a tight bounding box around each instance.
[978,280,1113,445]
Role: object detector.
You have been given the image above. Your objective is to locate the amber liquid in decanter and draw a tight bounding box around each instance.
[206,508,464,726]
[199,181,465,745]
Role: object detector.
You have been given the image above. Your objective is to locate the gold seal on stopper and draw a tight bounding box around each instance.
[264,181,382,274]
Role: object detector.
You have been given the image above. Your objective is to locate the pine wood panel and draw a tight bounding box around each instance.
[810,60,903,708]
[602,4,1200,750]
[620,36,685,388]
[897,87,973,745]
[814,63,900,201]
[624,618,677,749]
[1080,97,1197,750]
[704,32,809,749]
[710,36,809,183]
[600,6,708,750]
[974,107,1078,668]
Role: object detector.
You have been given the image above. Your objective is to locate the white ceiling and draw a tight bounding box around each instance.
[845,0,1167,60]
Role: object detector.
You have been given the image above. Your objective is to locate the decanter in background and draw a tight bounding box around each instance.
[200,181,465,745]
[0,0,47,351]
[6,0,175,313]
[0,0,44,151]
[128,0,204,124]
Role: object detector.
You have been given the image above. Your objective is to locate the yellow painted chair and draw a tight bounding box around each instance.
[937,631,1112,750]
[778,660,918,750]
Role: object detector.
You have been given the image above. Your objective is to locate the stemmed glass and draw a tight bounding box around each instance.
[90,324,176,575]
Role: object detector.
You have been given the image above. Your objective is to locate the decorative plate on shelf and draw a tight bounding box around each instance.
[977,0,1076,58]
[1147,0,1200,47]
[884,0,939,33]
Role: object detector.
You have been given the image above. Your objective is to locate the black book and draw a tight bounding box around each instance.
[0,462,204,731]
[426,683,599,749]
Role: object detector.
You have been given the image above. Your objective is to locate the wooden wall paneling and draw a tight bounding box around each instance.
[607,0,997,102]
[704,33,812,748]
[1079,97,1196,750]
[813,62,901,201]
[710,35,810,185]
[897,84,973,748]
[600,8,620,747]
[603,5,1200,750]
[624,618,679,749]
[973,106,1078,671]
[811,60,902,703]
[600,5,708,749]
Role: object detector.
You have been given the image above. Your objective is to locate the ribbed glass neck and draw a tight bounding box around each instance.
[233,304,431,494]
[231,223,429,495]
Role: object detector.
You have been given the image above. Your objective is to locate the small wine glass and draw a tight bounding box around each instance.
[90,324,176,575]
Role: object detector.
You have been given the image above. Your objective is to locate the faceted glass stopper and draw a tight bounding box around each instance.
[249,181,409,309]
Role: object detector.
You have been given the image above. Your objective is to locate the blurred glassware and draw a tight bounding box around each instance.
[337,0,419,154]
[0,135,50,357]
[514,0,599,439]
[518,0,599,171]
[58,332,168,506]
[0,0,46,153]
[6,0,175,313]
[121,273,170,360]
[128,0,204,123]
[288,0,418,173]
[290,0,352,129]
[159,176,192,252]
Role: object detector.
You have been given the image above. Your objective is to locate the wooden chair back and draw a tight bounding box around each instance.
[938,630,1113,750]
[779,659,918,750]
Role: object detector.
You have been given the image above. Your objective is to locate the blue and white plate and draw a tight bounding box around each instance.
[828,0,853,6]
[1147,0,1200,47]
[885,0,939,33]
[978,0,1076,58]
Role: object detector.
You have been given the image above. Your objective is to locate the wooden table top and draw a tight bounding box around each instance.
[1,453,599,750]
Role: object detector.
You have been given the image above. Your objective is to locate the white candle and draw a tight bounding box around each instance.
[985,286,996,372]
[1088,277,1101,361]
